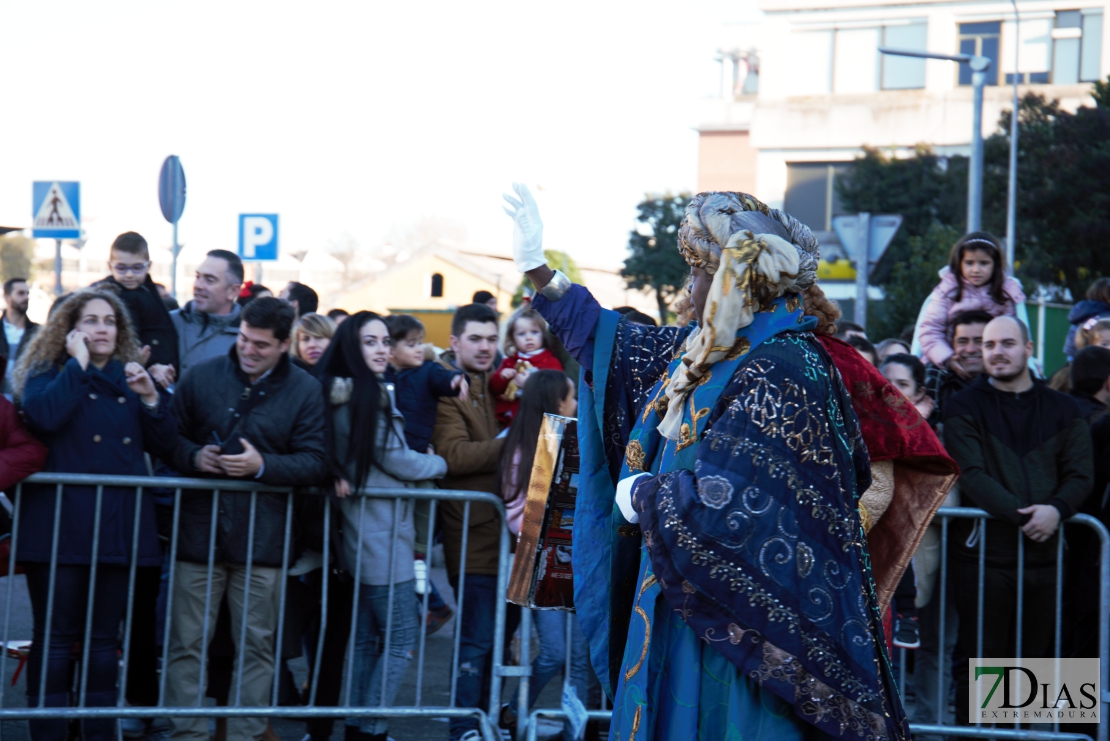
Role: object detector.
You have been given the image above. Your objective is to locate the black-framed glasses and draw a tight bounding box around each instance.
[111,262,151,274]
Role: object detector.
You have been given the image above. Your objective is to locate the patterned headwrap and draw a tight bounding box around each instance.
[658,192,821,441]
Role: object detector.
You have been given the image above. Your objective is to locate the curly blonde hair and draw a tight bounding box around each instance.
[12,290,143,401]
[503,306,550,357]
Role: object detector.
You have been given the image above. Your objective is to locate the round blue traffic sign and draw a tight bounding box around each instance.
[158,155,186,224]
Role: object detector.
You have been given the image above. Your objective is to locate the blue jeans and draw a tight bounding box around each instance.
[25,563,130,741]
[517,611,591,738]
[448,574,520,741]
[346,580,418,735]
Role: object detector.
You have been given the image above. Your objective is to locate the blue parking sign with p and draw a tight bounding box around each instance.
[238,214,279,261]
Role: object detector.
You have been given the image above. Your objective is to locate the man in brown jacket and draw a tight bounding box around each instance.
[430,303,516,741]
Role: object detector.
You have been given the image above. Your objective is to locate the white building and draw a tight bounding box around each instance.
[699,0,1106,262]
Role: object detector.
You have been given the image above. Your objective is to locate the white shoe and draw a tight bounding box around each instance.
[459,732,482,741]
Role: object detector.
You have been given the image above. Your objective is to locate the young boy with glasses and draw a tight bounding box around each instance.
[97,231,180,375]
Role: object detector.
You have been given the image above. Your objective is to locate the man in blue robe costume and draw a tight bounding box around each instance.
[503,186,909,741]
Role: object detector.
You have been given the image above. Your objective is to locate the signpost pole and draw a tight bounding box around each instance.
[54,239,63,296]
[878,47,991,234]
[854,213,870,328]
[172,220,179,298]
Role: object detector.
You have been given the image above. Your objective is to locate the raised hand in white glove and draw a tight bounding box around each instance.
[502,182,546,273]
[615,473,650,524]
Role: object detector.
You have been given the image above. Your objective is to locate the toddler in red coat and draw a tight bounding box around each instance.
[490,306,563,425]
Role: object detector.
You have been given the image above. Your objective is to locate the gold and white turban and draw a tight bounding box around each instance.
[657,192,820,441]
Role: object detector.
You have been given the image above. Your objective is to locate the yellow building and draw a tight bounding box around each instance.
[333,245,510,346]
[333,243,662,347]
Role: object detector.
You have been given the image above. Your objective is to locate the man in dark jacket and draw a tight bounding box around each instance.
[944,316,1093,727]
[164,297,326,741]
[0,278,39,395]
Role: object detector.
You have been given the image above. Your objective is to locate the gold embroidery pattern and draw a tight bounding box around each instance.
[728,359,840,471]
[676,371,714,453]
[858,501,874,534]
[656,490,877,704]
[796,542,815,578]
[625,440,646,472]
[751,642,887,740]
[624,574,658,682]
[786,295,800,313]
[725,337,752,361]
[628,705,643,741]
[641,375,672,424]
[704,435,857,542]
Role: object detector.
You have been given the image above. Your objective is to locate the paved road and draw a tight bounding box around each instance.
[0,566,568,741]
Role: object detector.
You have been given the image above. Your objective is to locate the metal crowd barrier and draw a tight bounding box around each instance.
[520,506,1109,741]
[0,473,513,741]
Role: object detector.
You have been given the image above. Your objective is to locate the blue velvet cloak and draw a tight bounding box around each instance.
[534,287,908,741]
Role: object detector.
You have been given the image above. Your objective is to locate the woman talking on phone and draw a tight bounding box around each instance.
[11,290,178,741]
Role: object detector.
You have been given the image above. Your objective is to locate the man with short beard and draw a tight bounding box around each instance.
[924,309,993,418]
[0,278,38,394]
[943,316,1093,729]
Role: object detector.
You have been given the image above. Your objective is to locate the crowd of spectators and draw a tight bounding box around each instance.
[840,274,1108,736]
[0,226,1107,741]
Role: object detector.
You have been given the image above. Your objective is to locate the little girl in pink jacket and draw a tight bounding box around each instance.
[918,232,1025,376]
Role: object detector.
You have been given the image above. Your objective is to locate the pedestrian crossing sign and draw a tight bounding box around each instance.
[32,181,81,239]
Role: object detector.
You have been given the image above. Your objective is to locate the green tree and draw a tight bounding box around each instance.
[622,192,691,321]
[981,90,1110,300]
[0,235,35,286]
[867,223,960,340]
[837,75,1110,329]
[512,250,583,308]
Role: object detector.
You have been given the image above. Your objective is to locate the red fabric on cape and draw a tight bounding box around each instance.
[819,335,960,611]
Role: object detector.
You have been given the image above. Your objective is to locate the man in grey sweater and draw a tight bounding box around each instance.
[167,250,244,382]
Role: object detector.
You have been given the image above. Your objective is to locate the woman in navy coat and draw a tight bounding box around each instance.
[12,290,178,741]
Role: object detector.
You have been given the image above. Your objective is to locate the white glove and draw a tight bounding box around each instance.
[616,473,650,524]
[502,182,546,273]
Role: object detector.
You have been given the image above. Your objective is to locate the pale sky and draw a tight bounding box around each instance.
[2,1,760,273]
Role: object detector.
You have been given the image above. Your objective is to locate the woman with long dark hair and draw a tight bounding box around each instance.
[13,290,177,741]
[318,311,446,741]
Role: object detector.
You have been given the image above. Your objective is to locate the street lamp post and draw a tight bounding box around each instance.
[1006,0,1021,274]
[878,47,991,233]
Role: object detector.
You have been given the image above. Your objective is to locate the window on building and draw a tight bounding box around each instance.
[1003,14,1052,84]
[430,273,444,298]
[1052,9,1104,83]
[1055,10,1084,83]
[958,22,1001,86]
[834,27,880,93]
[882,22,928,89]
[1080,11,1103,81]
[786,30,833,95]
[784,162,851,232]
